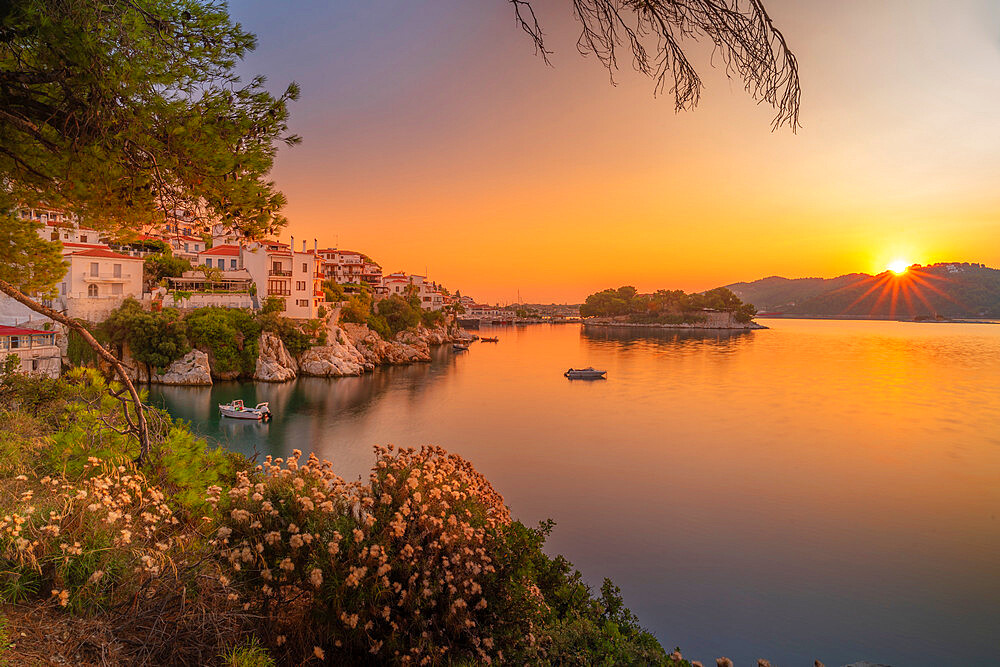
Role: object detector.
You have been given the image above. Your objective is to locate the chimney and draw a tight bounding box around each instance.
[314,238,317,252]
[302,239,306,252]
[290,235,294,252]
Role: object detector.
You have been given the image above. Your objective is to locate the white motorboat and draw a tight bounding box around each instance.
[453,343,469,351]
[219,399,271,421]
[564,367,607,380]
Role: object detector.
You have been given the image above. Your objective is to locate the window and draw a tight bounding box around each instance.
[80,235,88,243]
[60,282,66,295]
[63,233,69,239]
[88,284,99,297]
[111,283,123,295]
[9,336,23,349]
[296,299,308,307]
[113,263,121,278]
[296,281,305,291]
[302,263,307,273]
[89,262,99,276]
[51,232,58,241]
[0,337,7,350]
[230,259,237,269]
[205,258,212,268]
[184,243,189,252]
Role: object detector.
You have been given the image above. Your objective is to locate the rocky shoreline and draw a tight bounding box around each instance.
[111,319,473,386]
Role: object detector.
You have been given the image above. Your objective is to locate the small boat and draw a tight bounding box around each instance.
[453,343,469,351]
[480,337,499,343]
[220,399,271,421]
[564,367,607,380]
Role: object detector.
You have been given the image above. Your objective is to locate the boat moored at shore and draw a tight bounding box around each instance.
[219,399,272,421]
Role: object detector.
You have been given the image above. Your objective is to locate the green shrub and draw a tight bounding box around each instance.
[143,253,192,290]
[338,293,371,324]
[376,294,419,335]
[185,307,261,376]
[102,299,190,372]
[420,308,444,328]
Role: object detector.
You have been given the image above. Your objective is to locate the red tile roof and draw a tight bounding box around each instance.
[69,248,142,260]
[61,242,110,250]
[0,325,53,336]
[199,244,241,256]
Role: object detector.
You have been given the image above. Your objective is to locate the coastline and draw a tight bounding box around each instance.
[105,318,474,386]
[583,318,767,331]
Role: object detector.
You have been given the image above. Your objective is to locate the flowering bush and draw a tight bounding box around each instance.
[0,459,182,614]
[217,445,551,664]
[0,371,692,665]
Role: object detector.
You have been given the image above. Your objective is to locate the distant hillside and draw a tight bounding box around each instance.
[725,263,1000,319]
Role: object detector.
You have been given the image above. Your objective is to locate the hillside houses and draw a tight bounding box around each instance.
[5,205,462,332]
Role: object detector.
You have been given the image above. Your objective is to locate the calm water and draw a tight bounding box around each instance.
[147,320,1000,666]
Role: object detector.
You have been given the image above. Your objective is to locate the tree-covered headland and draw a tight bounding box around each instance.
[580,286,757,324]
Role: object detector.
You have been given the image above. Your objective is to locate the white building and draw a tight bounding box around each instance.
[0,325,61,378]
[198,244,243,272]
[166,234,206,261]
[241,238,322,319]
[381,273,445,311]
[56,245,145,321]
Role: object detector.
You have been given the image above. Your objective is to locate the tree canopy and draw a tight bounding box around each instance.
[580,285,757,322]
[1,0,299,267]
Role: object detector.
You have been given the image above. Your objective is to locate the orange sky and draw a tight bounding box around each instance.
[232,0,1000,303]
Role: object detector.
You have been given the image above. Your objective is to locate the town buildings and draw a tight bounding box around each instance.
[7,203,463,341]
[0,325,61,378]
[241,238,323,319]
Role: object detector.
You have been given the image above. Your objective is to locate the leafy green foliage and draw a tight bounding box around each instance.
[102,298,190,371]
[185,307,261,376]
[258,313,326,356]
[338,293,372,325]
[376,294,420,335]
[320,278,344,303]
[1,0,299,253]
[581,285,756,322]
[420,308,445,328]
[143,253,192,290]
[0,209,65,295]
[261,296,285,315]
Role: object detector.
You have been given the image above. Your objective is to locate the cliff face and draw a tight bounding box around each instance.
[107,322,461,385]
[113,346,214,386]
[341,323,431,367]
[254,332,298,382]
[297,324,367,377]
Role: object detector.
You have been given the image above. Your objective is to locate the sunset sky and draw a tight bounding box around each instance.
[231,0,1000,303]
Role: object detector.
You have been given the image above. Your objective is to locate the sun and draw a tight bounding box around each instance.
[887,260,910,275]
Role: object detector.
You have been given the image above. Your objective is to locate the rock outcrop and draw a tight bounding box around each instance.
[297,325,366,377]
[153,350,213,386]
[341,323,432,367]
[254,331,298,382]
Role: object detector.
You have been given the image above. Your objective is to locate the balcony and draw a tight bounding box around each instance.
[269,269,292,277]
[82,272,132,282]
[268,288,291,296]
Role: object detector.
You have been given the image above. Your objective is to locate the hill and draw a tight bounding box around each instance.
[725,263,1000,319]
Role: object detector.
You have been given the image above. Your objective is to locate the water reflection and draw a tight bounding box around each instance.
[148,345,453,461]
[147,322,1000,666]
[581,324,756,352]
